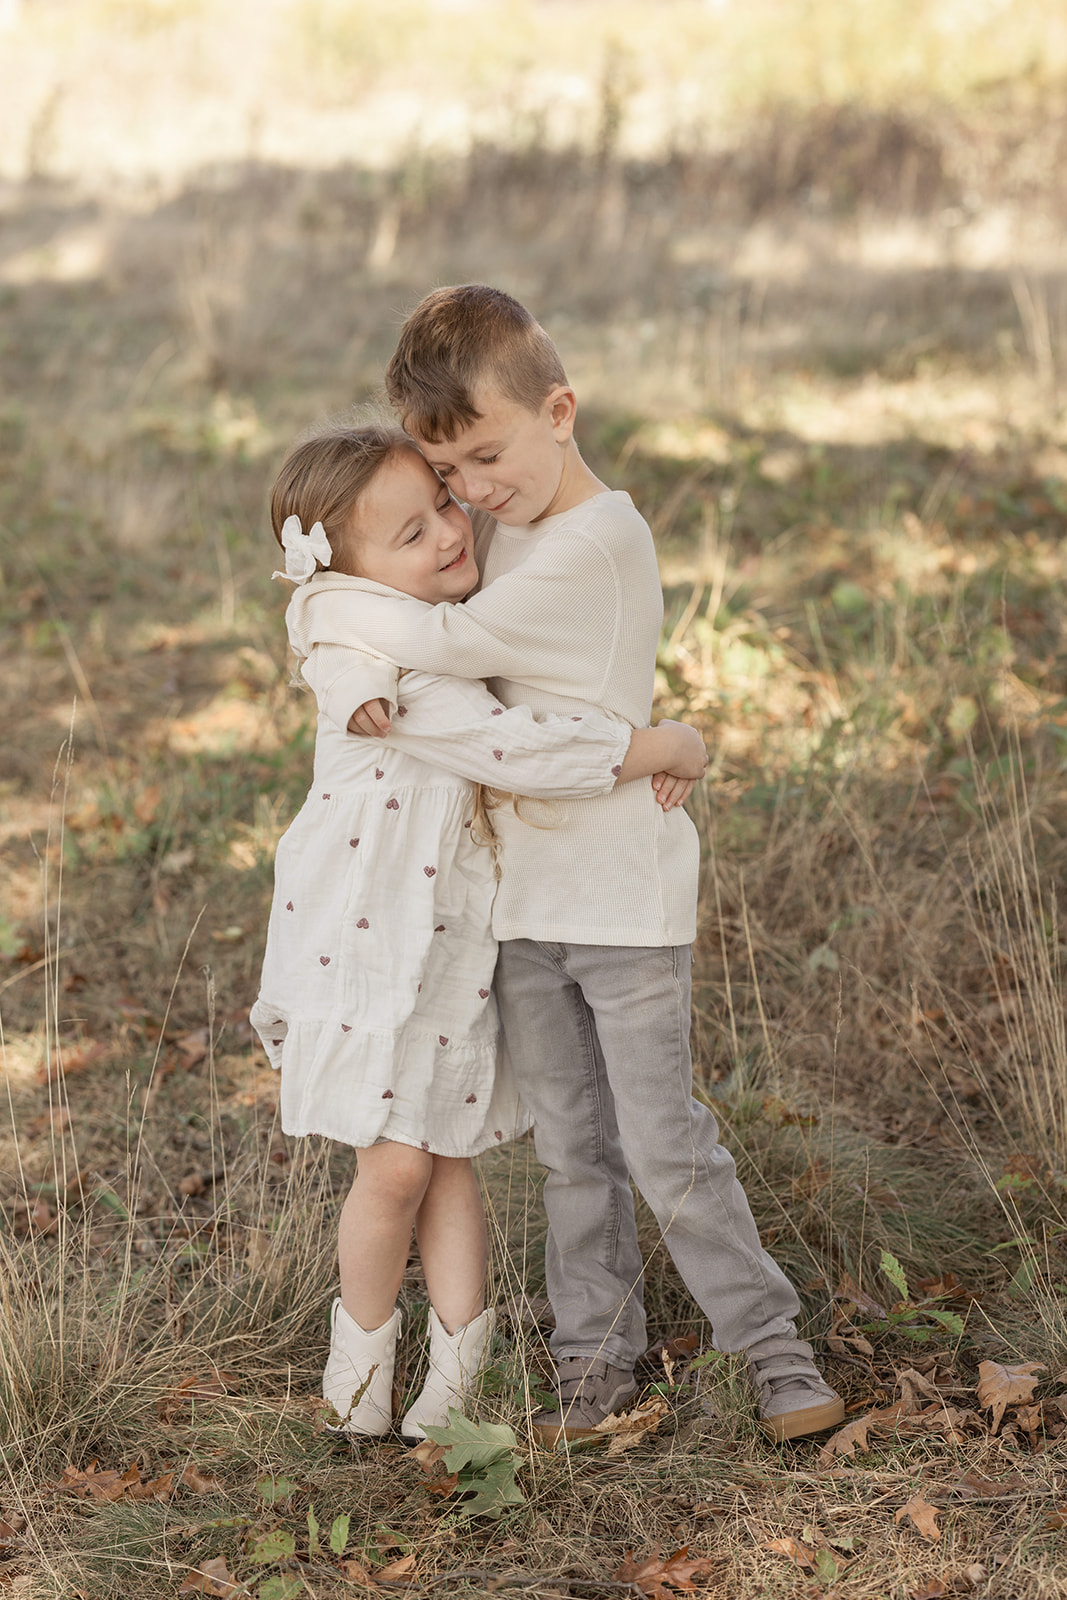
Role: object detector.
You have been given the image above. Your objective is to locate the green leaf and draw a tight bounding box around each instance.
[255,1475,299,1506]
[306,1503,320,1557]
[421,1409,521,1473]
[259,1577,303,1600]
[879,1249,909,1300]
[452,1456,526,1520]
[329,1513,351,1555]
[927,1307,965,1339]
[247,1529,297,1564]
[814,1549,841,1584]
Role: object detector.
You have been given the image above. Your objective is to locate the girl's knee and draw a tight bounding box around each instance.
[355,1143,434,1209]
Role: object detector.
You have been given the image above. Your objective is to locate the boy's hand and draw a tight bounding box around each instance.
[346,698,392,736]
[652,771,698,811]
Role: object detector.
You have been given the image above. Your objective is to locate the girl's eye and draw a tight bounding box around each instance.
[436,497,451,515]
[406,527,423,545]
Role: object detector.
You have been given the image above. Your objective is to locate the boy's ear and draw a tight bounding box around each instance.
[545,385,577,441]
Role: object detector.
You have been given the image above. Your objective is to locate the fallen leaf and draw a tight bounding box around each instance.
[818,1413,874,1463]
[133,784,163,824]
[37,1039,109,1084]
[896,1494,942,1543]
[1042,1504,1067,1531]
[897,1367,947,1412]
[180,1463,224,1494]
[762,1536,817,1570]
[177,1556,240,1596]
[376,1554,417,1582]
[594,1396,671,1455]
[158,1371,239,1422]
[909,1582,948,1599]
[340,1557,376,1583]
[976,1360,1045,1432]
[833,1272,888,1320]
[614,1544,716,1598]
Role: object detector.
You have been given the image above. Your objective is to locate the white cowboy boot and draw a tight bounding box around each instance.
[322,1299,401,1437]
[400,1306,496,1442]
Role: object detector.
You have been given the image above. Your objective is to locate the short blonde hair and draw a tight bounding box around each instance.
[269,422,418,572]
[385,284,567,442]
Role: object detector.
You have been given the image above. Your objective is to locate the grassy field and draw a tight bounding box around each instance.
[2,2,1067,1596]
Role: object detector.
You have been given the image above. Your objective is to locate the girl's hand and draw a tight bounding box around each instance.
[652,771,698,811]
[347,698,392,736]
[656,719,708,781]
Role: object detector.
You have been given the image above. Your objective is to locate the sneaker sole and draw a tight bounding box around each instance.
[529,1387,641,1449]
[761,1396,846,1443]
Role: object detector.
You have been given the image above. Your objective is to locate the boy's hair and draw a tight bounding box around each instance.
[385,284,567,442]
[270,422,417,570]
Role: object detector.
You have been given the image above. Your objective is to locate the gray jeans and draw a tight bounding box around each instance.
[494,939,801,1368]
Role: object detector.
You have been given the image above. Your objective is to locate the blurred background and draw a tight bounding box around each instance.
[3,5,1067,1592]
[2,7,1067,1582]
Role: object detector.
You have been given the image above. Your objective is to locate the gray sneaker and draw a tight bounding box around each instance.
[530,1357,639,1447]
[746,1336,845,1442]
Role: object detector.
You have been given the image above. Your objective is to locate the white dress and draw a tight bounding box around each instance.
[251,581,631,1157]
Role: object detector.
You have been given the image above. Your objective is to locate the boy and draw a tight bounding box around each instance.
[301,285,844,1444]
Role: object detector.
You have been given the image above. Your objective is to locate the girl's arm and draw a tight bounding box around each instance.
[378,671,705,806]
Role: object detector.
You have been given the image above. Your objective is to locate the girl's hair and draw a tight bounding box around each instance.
[271,419,509,862]
[270,421,418,571]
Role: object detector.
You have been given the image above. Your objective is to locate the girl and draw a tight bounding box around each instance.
[251,423,706,1442]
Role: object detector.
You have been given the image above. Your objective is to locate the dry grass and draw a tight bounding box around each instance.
[3,2,1067,1596]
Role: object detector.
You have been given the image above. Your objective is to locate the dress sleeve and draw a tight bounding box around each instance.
[382,671,632,798]
[298,531,619,702]
[298,644,402,732]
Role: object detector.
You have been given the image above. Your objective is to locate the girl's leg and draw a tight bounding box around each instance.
[338,1141,434,1330]
[401,1155,494,1441]
[414,1155,487,1333]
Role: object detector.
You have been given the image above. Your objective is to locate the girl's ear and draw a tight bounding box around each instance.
[545,385,578,442]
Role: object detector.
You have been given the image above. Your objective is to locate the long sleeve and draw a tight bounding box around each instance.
[379,670,631,798]
[300,644,401,732]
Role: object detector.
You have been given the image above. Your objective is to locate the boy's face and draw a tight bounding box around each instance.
[339,449,477,604]
[412,384,576,527]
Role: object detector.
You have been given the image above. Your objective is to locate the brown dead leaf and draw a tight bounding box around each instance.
[1042,1504,1067,1532]
[173,1028,211,1067]
[976,1360,1045,1432]
[897,1367,947,1412]
[340,1557,376,1583]
[762,1536,817,1570]
[833,1272,888,1320]
[818,1412,874,1463]
[409,1439,447,1474]
[945,1471,1027,1501]
[614,1545,716,1598]
[37,1039,109,1084]
[594,1396,671,1455]
[157,1371,239,1422]
[896,1494,943,1542]
[376,1554,417,1582]
[180,1463,223,1494]
[646,1333,700,1384]
[57,1461,174,1504]
[177,1556,240,1596]
[909,1582,949,1599]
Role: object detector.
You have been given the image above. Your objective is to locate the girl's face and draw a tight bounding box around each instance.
[339,449,477,603]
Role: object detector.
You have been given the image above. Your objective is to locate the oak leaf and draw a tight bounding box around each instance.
[895,1494,942,1542]
[594,1395,670,1455]
[976,1360,1045,1432]
[613,1545,715,1598]
[762,1536,817,1569]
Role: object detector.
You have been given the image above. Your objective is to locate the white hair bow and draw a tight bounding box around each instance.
[272,514,333,584]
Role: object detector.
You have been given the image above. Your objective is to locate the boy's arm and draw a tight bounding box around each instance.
[298,643,401,732]
[300,533,623,700]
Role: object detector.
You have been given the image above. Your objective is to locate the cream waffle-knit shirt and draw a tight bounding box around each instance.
[294,490,699,947]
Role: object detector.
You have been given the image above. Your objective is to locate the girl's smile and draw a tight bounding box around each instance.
[337,448,478,603]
